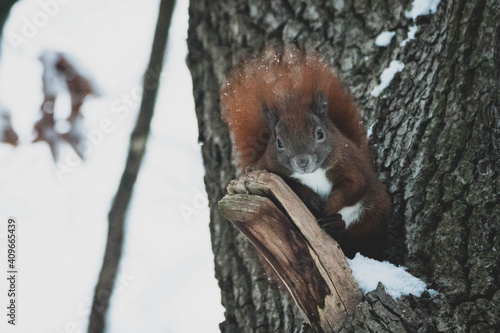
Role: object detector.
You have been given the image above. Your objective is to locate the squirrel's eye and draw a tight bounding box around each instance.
[276,137,284,149]
[316,128,325,141]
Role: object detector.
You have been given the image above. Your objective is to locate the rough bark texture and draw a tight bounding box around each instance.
[187,0,499,332]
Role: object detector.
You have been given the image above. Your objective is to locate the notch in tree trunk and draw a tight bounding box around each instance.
[219,170,362,332]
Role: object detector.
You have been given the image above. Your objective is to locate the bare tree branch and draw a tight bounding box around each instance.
[87,1,176,332]
[219,171,362,332]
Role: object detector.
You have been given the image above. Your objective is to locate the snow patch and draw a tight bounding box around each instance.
[367,122,375,138]
[400,25,419,46]
[399,0,440,47]
[405,0,441,20]
[348,253,438,299]
[375,31,396,47]
[371,60,405,97]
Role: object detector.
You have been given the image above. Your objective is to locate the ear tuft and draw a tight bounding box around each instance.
[315,91,328,116]
[263,104,279,127]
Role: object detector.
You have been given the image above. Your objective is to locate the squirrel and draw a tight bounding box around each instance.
[221,46,390,260]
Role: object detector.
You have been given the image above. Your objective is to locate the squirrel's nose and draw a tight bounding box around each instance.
[293,155,311,169]
[297,158,309,167]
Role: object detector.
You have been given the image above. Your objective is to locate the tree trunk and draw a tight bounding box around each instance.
[187,0,500,332]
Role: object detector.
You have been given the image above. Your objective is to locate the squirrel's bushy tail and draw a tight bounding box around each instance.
[221,45,367,169]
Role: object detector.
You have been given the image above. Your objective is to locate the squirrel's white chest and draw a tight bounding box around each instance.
[291,168,332,200]
[291,168,364,227]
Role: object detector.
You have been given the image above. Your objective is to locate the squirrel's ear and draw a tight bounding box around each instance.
[263,104,278,127]
[315,91,328,117]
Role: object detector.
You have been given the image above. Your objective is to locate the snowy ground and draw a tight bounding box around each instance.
[0,0,224,332]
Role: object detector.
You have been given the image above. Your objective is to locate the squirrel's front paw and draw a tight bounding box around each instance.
[305,195,323,217]
[227,178,249,195]
[227,169,269,195]
[317,214,346,241]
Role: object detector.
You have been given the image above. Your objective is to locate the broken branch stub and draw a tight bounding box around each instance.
[218,170,362,332]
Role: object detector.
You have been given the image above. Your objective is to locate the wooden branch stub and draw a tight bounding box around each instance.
[219,170,362,332]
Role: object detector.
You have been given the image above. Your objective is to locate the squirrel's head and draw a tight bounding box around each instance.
[263,91,333,175]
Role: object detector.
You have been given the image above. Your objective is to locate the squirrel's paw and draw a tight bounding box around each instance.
[227,177,249,195]
[305,195,323,217]
[317,214,346,241]
[228,169,273,196]
[227,169,268,195]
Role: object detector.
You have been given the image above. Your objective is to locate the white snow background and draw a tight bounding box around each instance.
[0,0,224,332]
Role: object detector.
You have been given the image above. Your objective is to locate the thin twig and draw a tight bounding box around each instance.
[87,1,176,332]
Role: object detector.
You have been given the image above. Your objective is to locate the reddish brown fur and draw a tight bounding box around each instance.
[221,47,367,169]
[221,46,390,259]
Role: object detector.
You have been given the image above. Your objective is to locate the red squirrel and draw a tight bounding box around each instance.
[221,46,390,259]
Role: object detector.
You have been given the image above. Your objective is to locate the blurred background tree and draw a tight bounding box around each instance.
[0,1,17,46]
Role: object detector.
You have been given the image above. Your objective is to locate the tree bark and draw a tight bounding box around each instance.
[187,0,500,332]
